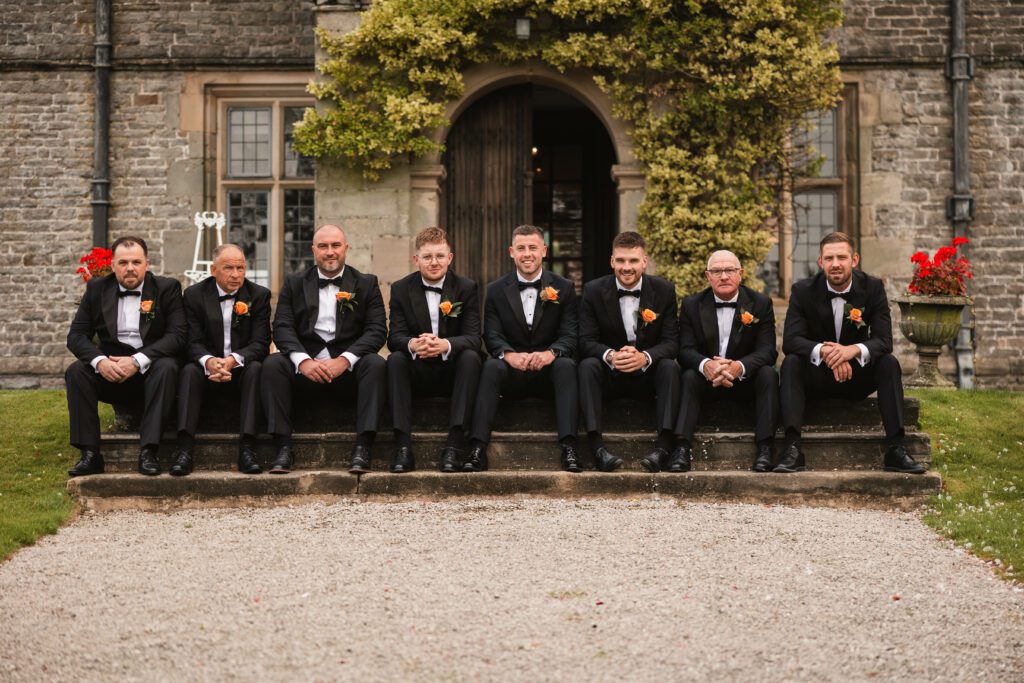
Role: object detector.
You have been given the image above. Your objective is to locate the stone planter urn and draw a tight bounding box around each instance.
[892,294,970,388]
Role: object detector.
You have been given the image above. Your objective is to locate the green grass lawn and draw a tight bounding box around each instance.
[0,390,112,560]
[0,389,1022,577]
[911,388,1024,581]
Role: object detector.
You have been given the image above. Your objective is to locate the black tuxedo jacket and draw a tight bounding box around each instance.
[272,265,386,359]
[387,270,481,359]
[183,277,271,366]
[579,274,679,365]
[67,272,186,364]
[483,270,578,358]
[782,270,892,361]
[679,284,777,374]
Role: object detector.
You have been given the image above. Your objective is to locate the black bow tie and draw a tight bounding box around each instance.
[827,291,848,300]
[318,277,343,289]
[518,281,541,291]
[218,293,236,302]
[422,285,443,294]
[715,301,737,308]
[617,289,641,299]
[118,290,141,298]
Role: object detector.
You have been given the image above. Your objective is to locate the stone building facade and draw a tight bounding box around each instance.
[0,0,1021,389]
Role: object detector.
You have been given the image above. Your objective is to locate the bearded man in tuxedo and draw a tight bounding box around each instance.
[386,227,481,473]
[65,235,186,476]
[675,250,779,473]
[466,225,580,472]
[578,231,680,472]
[261,224,387,474]
[172,243,271,476]
[778,231,925,474]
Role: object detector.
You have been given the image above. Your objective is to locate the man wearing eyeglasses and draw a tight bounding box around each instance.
[674,250,779,473]
[385,227,482,473]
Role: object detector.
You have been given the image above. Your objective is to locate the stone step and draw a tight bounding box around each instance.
[67,470,942,512]
[112,397,921,434]
[97,430,931,473]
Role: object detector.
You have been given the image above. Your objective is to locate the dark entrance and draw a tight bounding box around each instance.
[442,84,618,289]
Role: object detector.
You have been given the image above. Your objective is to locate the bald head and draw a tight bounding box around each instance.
[706,250,741,271]
[705,250,743,300]
[210,242,247,293]
[312,223,349,276]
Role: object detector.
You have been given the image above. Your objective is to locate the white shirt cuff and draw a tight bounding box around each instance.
[408,339,418,360]
[199,354,214,376]
[441,339,452,362]
[640,351,652,373]
[132,352,151,374]
[341,352,359,370]
[290,352,312,373]
[603,349,615,369]
[90,355,107,372]
[736,361,747,381]
[231,353,244,367]
[811,343,823,366]
[698,358,710,376]
[856,343,870,367]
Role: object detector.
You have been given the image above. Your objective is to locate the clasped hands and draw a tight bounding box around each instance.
[204,356,240,383]
[504,349,557,372]
[409,333,450,360]
[605,346,648,374]
[298,355,350,384]
[702,356,743,388]
[820,342,861,383]
[96,356,139,383]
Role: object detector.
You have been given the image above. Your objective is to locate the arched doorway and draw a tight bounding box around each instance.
[441,84,618,289]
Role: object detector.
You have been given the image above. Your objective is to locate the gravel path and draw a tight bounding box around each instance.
[1,500,1022,682]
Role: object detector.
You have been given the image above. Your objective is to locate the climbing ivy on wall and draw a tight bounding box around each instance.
[293,0,843,293]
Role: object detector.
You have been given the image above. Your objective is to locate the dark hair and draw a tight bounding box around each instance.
[819,232,856,253]
[511,224,544,240]
[110,235,148,257]
[414,227,450,251]
[612,231,645,251]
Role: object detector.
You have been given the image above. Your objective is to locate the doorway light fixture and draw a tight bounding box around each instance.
[515,18,531,40]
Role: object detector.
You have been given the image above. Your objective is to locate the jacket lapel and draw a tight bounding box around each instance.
[101,275,119,342]
[699,290,720,357]
[302,267,320,337]
[530,271,553,340]
[635,279,654,347]
[725,286,751,358]
[838,273,865,344]
[438,274,459,338]
[205,279,226,356]
[503,275,530,335]
[410,277,434,337]
[815,274,837,343]
[139,273,156,340]
[229,280,251,353]
[334,266,358,341]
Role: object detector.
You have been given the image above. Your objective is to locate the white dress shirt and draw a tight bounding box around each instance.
[90,284,151,374]
[698,294,746,381]
[198,283,245,375]
[409,276,452,361]
[518,273,541,327]
[810,281,870,367]
[289,268,360,373]
[602,278,652,372]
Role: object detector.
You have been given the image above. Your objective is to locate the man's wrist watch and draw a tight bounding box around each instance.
[131,357,141,369]
[548,348,561,358]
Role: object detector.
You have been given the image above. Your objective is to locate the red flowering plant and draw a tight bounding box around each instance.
[77,247,113,282]
[908,236,972,296]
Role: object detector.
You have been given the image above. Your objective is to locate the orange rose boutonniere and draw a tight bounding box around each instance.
[540,286,560,305]
[139,299,156,320]
[637,308,658,328]
[439,300,463,318]
[844,304,866,329]
[735,307,759,337]
[232,300,250,327]
[336,290,356,314]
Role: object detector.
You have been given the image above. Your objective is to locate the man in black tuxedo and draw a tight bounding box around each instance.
[65,235,186,476]
[578,231,680,472]
[173,243,271,476]
[386,227,482,473]
[778,231,925,474]
[676,250,779,473]
[261,224,387,474]
[467,225,581,472]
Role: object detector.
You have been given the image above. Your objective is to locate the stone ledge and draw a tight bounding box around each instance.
[67,470,942,512]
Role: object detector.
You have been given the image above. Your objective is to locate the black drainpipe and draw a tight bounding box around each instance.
[91,0,112,248]
[947,0,975,388]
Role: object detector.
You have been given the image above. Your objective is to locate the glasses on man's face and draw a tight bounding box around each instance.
[419,254,448,263]
[707,267,741,278]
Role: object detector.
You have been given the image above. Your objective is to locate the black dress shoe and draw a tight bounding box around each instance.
[884,444,927,474]
[639,447,668,473]
[348,445,372,474]
[438,447,462,473]
[238,444,262,475]
[68,449,104,477]
[561,445,583,473]
[391,446,414,473]
[752,443,774,473]
[593,447,622,473]
[169,449,193,477]
[666,445,692,473]
[773,444,805,473]
[269,446,294,474]
[138,447,161,476]
[463,445,487,472]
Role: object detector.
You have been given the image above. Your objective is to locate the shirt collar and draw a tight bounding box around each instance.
[516,271,542,285]
[713,293,739,304]
[215,283,239,298]
[318,266,345,282]
[826,280,852,295]
[616,276,643,293]
[118,284,143,294]
[421,275,446,289]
